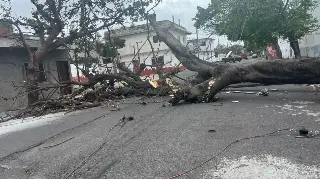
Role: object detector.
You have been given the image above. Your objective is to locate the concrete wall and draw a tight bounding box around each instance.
[0,48,71,112]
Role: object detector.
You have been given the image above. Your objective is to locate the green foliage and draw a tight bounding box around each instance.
[194,0,319,48]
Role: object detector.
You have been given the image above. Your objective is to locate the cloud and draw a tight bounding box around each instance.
[154,0,210,36]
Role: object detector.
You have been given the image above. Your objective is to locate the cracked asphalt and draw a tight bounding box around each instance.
[0,85,320,179]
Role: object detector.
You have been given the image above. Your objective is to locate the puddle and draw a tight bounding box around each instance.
[203,155,320,179]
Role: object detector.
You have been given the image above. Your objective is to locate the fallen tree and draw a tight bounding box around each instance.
[147,14,320,105]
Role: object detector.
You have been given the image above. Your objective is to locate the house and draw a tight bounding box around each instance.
[105,15,191,80]
[68,43,101,83]
[187,38,216,62]
[0,23,72,112]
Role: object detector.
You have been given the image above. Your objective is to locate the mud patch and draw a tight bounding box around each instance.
[203,155,320,179]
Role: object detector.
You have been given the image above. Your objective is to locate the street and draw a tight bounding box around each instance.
[0,85,320,179]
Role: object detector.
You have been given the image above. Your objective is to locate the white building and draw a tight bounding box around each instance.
[280,5,320,58]
[187,38,216,62]
[106,17,191,80]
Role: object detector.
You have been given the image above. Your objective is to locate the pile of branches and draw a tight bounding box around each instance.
[12,65,180,118]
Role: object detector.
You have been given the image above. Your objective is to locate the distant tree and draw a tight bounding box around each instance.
[194,0,319,59]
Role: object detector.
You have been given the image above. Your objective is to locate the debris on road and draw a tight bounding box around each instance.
[128,116,134,121]
[256,88,269,96]
[294,127,320,138]
[109,108,120,111]
[299,127,309,136]
[232,101,239,103]
[271,89,278,92]
[208,129,216,133]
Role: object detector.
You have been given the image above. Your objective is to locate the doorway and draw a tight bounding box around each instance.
[56,61,72,95]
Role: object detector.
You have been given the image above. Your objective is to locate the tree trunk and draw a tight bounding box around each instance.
[289,37,301,59]
[147,16,320,104]
[207,58,320,100]
[271,38,283,59]
[27,53,40,106]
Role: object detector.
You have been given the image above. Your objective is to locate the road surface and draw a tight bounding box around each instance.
[0,85,319,179]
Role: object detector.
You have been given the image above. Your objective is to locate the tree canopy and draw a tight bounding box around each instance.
[194,0,319,57]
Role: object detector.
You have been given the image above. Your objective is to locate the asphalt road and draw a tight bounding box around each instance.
[0,85,320,179]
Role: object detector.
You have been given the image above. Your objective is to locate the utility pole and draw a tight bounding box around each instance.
[196,28,199,58]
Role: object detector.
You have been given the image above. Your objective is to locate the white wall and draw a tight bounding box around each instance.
[119,50,180,70]
[278,39,294,59]
[117,30,188,62]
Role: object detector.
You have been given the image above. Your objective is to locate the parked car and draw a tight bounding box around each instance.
[252,54,258,58]
[221,57,242,63]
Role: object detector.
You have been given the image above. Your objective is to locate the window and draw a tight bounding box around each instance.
[177,36,181,41]
[24,62,47,83]
[183,37,186,43]
[200,41,206,46]
[153,36,158,43]
[152,35,162,43]
[151,56,164,66]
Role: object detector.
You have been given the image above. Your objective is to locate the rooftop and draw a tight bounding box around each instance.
[0,36,67,49]
[0,37,41,48]
[107,20,191,37]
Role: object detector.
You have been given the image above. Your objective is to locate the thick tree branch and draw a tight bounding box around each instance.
[30,0,54,23]
[148,15,228,78]
[208,58,320,97]
[49,12,125,51]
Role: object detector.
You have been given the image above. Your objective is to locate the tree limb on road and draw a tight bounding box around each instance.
[148,14,320,104]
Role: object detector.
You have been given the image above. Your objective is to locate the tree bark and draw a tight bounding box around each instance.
[289,37,301,59]
[270,38,283,59]
[207,58,320,100]
[27,53,40,106]
[147,15,320,104]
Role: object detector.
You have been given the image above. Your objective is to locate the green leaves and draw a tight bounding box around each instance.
[195,0,319,48]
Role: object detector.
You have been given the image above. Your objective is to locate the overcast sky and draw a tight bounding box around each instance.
[9,0,230,45]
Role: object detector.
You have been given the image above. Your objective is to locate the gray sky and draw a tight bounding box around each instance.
[9,0,230,46]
